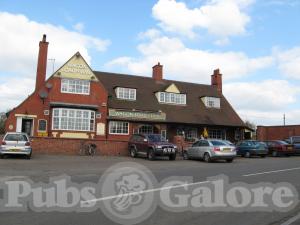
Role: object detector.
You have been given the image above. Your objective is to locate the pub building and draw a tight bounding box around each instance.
[5,35,246,155]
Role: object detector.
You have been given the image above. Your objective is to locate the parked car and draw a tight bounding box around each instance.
[128,134,177,160]
[183,139,236,163]
[236,140,268,158]
[265,140,295,157]
[285,136,300,155]
[0,132,32,159]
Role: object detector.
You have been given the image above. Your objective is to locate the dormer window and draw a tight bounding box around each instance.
[116,87,136,100]
[157,92,186,105]
[201,96,220,108]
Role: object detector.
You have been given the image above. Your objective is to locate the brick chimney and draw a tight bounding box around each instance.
[211,68,222,93]
[152,62,163,81]
[35,34,49,92]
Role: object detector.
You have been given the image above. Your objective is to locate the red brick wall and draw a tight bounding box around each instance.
[31,137,129,156]
[257,125,300,141]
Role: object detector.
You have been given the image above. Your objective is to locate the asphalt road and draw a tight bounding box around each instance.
[0,154,300,225]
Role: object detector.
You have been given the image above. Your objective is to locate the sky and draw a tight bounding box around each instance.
[0,0,300,126]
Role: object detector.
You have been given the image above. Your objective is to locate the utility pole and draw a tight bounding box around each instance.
[283,113,286,126]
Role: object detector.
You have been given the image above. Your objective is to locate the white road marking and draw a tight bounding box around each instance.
[243,167,300,177]
[280,213,300,225]
[80,180,210,206]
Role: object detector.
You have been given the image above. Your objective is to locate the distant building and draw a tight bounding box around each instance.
[257,125,300,141]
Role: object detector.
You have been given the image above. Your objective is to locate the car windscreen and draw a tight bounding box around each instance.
[210,140,227,146]
[147,135,165,142]
[4,134,28,142]
[276,140,289,145]
[292,137,300,143]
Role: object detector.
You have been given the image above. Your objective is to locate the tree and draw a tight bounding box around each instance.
[244,120,256,131]
[0,112,6,134]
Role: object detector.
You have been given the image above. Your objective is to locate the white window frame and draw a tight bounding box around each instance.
[158,92,186,105]
[138,125,154,134]
[116,87,136,101]
[61,79,90,95]
[109,121,129,135]
[208,129,225,139]
[52,108,95,132]
[38,119,47,132]
[202,97,220,109]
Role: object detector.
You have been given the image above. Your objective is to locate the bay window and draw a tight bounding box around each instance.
[52,108,95,131]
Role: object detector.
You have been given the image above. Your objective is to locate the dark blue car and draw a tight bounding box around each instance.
[236,140,268,158]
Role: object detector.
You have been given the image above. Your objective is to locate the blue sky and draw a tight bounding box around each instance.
[0,0,300,125]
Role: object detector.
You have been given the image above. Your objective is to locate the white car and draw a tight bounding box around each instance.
[0,132,32,159]
[183,139,236,163]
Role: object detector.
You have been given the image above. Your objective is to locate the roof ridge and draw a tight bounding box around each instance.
[93,70,212,87]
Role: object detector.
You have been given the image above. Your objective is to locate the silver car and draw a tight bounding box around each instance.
[0,132,32,159]
[183,139,236,163]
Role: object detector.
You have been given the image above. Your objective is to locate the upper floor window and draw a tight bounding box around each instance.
[116,87,136,100]
[158,92,186,105]
[61,79,90,95]
[201,97,220,109]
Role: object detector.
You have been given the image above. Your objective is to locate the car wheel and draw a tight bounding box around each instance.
[0,155,3,159]
[245,151,251,158]
[260,155,266,158]
[226,158,233,163]
[272,151,278,157]
[203,153,211,163]
[169,154,176,161]
[130,147,137,158]
[183,151,189,160]
[25,154,31,160]
[147,149,156,161]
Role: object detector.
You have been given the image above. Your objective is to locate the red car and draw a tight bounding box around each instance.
[265,140,295,157]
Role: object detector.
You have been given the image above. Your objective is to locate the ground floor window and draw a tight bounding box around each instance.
[208,129,225,139]
[109,121,129,135]
[138,125,154,134]
[52,108,95,131]
[161,130,167,140]
[38,119,47,132]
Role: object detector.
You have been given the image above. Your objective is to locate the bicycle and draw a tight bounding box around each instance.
[79,141,97,156]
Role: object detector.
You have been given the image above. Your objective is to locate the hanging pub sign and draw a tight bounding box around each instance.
[109,109,166,121]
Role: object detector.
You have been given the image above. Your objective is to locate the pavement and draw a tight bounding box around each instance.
[0,154,300,225]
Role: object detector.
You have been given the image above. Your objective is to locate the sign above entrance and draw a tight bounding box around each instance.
[109,109,166,121]
[54,52,98,81]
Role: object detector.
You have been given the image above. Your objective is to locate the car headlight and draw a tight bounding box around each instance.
[156,145,162,149]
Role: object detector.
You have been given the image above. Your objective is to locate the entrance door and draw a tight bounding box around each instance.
[21,119,33,136]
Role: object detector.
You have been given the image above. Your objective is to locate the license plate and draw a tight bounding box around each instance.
[10,149,20,152]
[223,148,231,152]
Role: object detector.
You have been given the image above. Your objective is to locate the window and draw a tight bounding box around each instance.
[38,120,47,132]
[61,79,90,95]
[158,92,186,105]
[208,129,225,139]
[116,87,136,100]
[161,130,167,140]
[52,108,95,131]
[109,121,129,135]
[5,134,28,142]
[138,125,154,134]
[201,97,220,108]
[186,128,198,141]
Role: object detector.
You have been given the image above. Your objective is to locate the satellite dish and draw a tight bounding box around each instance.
[46,83,53,89]
[39,90,48,99]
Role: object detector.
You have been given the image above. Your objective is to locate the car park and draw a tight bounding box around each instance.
[265,140,295,157]
[0,132,32,159]
[285,136,300,155]
[236,140,268,158]
[183,139,236,163]
[128,134,177,160]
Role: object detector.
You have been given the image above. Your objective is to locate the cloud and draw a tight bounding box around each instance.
[274,46,300,80]
[73,22,85,32]
[0,12,110,111]
[152,0,254,38]
[224,80,300,111]
[106,35,273,83]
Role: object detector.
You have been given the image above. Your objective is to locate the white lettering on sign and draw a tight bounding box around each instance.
[61,64,92,75]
